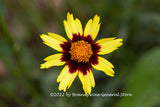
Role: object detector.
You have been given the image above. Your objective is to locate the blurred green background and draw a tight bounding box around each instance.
[0,0,160,107]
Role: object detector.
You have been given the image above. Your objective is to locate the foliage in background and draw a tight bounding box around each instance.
[0,0,160,107]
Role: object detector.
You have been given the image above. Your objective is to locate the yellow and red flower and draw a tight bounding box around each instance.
[40,13,123,94]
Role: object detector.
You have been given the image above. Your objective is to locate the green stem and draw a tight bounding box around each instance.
[85,96,90,107]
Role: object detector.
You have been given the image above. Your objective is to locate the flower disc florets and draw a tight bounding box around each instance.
[69,40,93,62]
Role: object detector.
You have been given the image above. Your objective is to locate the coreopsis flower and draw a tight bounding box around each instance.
[40,12,123,94]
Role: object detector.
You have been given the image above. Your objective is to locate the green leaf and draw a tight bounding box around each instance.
[116,47,160,107]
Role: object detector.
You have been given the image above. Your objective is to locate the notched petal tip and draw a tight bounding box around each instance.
[67,12,70,15]
[78,71,93,94]
[108,71,115,77]
[116,38,123,42]
[119,39,123,44]
[40,54,65,69]
[57,65,78,93]
[40,63,51,69]
[85,91,91,95]
[67,12,71,18]
[67,12,74,21]
[93,14,100,24]
[67,12,72,16]
[63,20,73,40]
[97,37,123,55]
[111,74,115,77]
[93,14,100,20]
[57,75,61,83]
[84,14,101,40]
[63,20,67,23]
[40,64,46,69]
[40,66,44,69]
[40,34,46,40]
[91,56,115,77]
[58,86,67,92]
[115,38,123,47]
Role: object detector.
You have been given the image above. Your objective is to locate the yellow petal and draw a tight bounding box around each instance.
[63,12,83,39]
[91,56,115,77]
[57,65,69,82]
[91,15,100,39]
[57,65,78,92]
[84,19,92,37]
[97,38,123,55]
[78,71,94,94]
[40,34,65,52]
[67,13,77,33]
[84,15,100,40]
[84,19,92,36]
[40,53,65,69]
[89,70,95,88]
[67,71,78,89]
[48,32,66,42]
[63,20,72,39]
[75,18,83,35]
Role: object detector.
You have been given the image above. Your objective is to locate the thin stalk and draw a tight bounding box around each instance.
[85,96,90,107]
